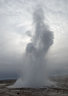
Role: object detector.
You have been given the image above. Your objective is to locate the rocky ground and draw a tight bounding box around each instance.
[0,75,68,96]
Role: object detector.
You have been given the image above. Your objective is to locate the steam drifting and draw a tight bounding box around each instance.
[11,6,53,88]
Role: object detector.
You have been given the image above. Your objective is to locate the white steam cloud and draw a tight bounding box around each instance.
[9,6,53,88]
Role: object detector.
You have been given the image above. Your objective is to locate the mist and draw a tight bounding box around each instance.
[9,6,54,88]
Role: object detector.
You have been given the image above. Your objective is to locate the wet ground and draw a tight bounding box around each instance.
[0,75,68,96]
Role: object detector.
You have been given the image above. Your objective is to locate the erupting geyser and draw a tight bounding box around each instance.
[9,6,54,88]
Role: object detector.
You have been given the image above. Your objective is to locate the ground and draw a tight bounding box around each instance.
[0,75,68,96]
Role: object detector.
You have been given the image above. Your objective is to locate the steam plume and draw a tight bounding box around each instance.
[10,6,53,88]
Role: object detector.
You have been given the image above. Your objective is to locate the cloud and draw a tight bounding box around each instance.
[0,0,68,80]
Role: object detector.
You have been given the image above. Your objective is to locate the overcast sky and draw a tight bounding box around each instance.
[0,0,68,79]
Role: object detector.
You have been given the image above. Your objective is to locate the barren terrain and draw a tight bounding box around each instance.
[0,75,68,96]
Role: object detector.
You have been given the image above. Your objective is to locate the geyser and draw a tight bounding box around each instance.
[10,6,54,88]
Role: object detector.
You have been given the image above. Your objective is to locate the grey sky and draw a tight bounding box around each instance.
[0,0,68,79]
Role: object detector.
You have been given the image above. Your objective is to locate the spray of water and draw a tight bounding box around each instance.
[9,6,54,88]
